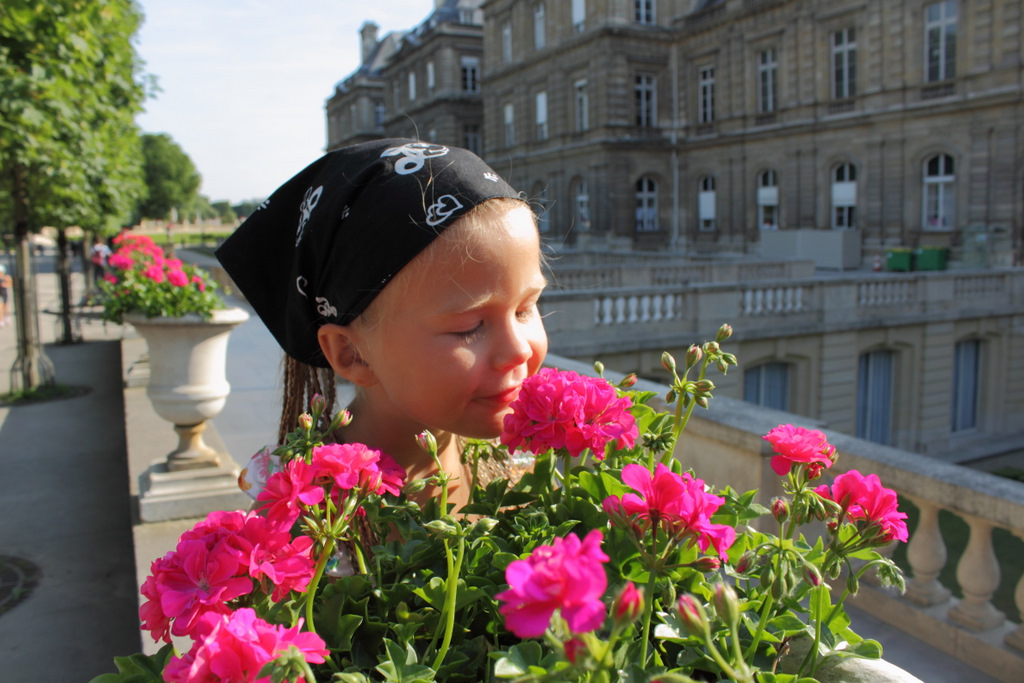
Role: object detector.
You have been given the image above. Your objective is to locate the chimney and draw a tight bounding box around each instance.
[360,21,379,65]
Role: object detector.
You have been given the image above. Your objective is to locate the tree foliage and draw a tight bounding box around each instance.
[138,132,201,221]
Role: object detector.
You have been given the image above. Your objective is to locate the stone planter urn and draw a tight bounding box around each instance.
[126,307,251,521]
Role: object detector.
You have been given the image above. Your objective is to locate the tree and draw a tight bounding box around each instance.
[0,0,149,388]
[139,133,201,221]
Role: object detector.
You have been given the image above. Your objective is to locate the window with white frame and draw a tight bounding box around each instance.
[534,3,545,50]
[572,0,586,32]
[635,177,658,232]
[463,124,481,155]
[744,362,791,411]
[832,163,857,229]
[923,153,954,230]
[699,66,715,124]
[832,28,856,99]
[504,102,515,147]
[635,0,654,24]
[502,20,513,63]
[426,61,435,97]
[757,169,778,229]
[461,56,480,93]
[574,179,591,232]
[757,49,778,113]
[574,80,589,132]
[952,339,980,432]
[699,175,716,231]
[408,71,417,101]
[925,0,957,82]
[635,73,656,127]
[857,349,894,445]
[535,91,548,141]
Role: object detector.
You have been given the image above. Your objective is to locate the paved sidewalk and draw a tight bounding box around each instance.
[0,249,1005,682]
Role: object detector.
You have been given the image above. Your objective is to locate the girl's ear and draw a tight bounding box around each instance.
[317,324,377,387]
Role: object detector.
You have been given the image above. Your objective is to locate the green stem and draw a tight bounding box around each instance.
[637,567,659,667]
[431,536,466,671]
[796,583,826,676]
[304,537,336,635]
[742,592,774,661]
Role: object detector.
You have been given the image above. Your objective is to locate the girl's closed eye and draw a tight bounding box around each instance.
[454,321,484,341]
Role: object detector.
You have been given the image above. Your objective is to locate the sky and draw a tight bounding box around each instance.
[134,0,434,205]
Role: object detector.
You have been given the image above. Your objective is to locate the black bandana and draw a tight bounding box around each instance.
[215,139,523,367]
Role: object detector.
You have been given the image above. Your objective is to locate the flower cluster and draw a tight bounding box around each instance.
[98,326,911,683]
[97,232,222,322]
[501,366,638,459]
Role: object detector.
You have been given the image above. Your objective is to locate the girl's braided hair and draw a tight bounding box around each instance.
[278,355,337,445]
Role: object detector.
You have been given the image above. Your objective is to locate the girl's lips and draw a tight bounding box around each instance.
[481,385,521,405]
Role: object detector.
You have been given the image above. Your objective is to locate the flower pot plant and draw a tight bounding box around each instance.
[98,232,248,471]
[94,325,910,683]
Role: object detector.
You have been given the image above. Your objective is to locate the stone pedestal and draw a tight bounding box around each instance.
[139,459,249,523]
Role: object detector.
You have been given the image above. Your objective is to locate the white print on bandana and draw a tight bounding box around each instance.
[380,142,449,175]
[257,199,270,211]
[295,185,323,246]
[296,276,308,298]
[425,194,464,227]
[483,172,500,182]
[315,296,337,318]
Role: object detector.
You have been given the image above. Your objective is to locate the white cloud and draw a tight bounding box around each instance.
[135,0,432,204]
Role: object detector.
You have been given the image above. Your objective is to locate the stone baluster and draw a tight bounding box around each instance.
[948,514,1004,631]
[742,290,753,315]
[903,496,951,606]
[1004,529,1024,652]
[615,296,626,324]
[627,295,639,323]
[638,295,651,322]
[651,294,663,321]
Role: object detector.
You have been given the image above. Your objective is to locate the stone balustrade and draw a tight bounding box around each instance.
[541,268,1024,356]
[546,352,1024,682]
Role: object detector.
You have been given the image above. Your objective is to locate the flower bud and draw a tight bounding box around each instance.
[694,379,715,394]
[716,359,729,374]
[661,351,677,374]
[415,430,437,455]
[564,637,586,664]
[684,344,703,368]
[612,582,644,624]
[593,360,605,376]
[735,550,757,574]
[690,556,722,573]
[716,323,733,342]
[802,565,823,587]
[771,497,790,524]
[722,352,738,366]
[695,395,709,409]
[806,462,825,481]
[336,409,353,427]
[619,373,638,389]
[309,393,326,416]
[846,573,860,596]
[704,341,720,355]
[297,412,313,431]
[711,583,740,626]
[676,595,709,637]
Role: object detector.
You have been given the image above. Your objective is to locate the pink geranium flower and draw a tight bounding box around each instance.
[763,424,836,476]
[141,263,165,283]
[311,442,405,497]
[604,464,736,558]
[257,458,324,529]
[163,608,327,683]
[167,267,189,287]
[815,470,909,543]
[501,367,638,459]
[108,252,134,270]
[496,529,610,638]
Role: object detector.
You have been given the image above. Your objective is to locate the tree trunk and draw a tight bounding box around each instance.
[10,163,55,392]
[56,228,75,344]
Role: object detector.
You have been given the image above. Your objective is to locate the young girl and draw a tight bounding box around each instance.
[216,139,548,510]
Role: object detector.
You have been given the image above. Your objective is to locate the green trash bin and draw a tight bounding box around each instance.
[886,249,914,272]
[914,246,948,271]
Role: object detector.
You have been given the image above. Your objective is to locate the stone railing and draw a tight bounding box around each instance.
[546,352,1024,682]
[540,269,1024,356]
[547,259,815,291]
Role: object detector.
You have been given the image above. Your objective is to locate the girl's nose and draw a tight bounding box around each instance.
[494,320,533,371]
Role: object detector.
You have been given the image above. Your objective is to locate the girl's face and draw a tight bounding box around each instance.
[354,204,548,440]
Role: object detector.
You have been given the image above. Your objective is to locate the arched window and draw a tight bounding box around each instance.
[757,169,778,229]
[923,153,955,230]
[832,163,857,229]
[573,178,591,232]
[699,175,716,232]
[635,177,658,232]
[744,362,790,411]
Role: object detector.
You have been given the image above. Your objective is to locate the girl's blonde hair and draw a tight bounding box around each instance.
[276,197,535,442]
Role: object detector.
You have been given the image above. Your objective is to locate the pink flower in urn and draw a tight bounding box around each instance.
[496,529,610,638]
[815,469,909,543]
[500,367,638,459]
[763,424,836,476]
[141,263,165,283]
[163,608,327,683]
[191,274,206,291]
[604,464,736,558]
[108,252,134,270]
[166,267,189,287]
